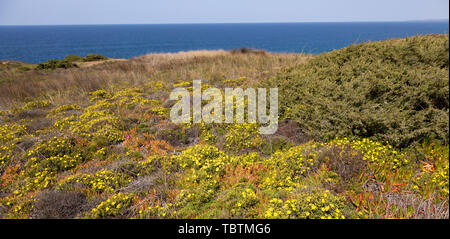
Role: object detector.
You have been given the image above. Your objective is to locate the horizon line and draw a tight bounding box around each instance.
[0,19,448,27]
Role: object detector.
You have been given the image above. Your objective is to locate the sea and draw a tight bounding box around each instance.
[0,21,448,64]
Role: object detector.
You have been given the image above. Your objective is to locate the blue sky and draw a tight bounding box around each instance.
[0,0,448,25]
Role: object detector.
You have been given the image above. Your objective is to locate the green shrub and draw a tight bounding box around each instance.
[263,34,449,148]
[49,104,81,115]
[0,124,27,168]
[19,100,51,111]
[57,169,132,193]
[264,188,348,219]
[217,183,260,218]
[36,60,78,70]
[88,193,134,218]
[83,54,108,62]
[224,123,262,151]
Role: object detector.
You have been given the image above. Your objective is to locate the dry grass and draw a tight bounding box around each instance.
[75,58,127,68]
[135,49,229,62]
[0,50,310,108]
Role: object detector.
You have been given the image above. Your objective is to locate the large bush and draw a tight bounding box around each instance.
[83,54,108,62]
[36,60,77,70]
[263,34,449,148]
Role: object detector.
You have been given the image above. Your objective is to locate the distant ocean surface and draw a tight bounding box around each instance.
[0,22,448,64]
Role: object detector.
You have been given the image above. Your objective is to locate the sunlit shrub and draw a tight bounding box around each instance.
[15,169,56,196]
[261,142,321,192]
[176,144,228,174]
[224,123,262,151]
[0,124,27,167]
[19,100,51,111]
[88,193,133,218]
[218,183,260,218]
[88,90,111,102]
[36,60,77,70]
[24,136,83,180]
[49,104,81,115]
[138,202,176,219]
[58,169,132,193]
[111,88,152,108]
[26,136,74,159]
[83,54,108,62]
[55,109,123,143]
[264,188,346,219]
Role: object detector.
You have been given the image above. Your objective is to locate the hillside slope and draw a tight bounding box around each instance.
[0,36,448,219]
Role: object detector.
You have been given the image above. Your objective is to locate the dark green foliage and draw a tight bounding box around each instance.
[36,54,107,70]
[83,54,108,62]
[36,60,78,70]
[263,34,449,148]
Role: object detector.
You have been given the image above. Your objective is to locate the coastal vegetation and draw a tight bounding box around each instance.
[0,35,448,219]
[33,54,109,70]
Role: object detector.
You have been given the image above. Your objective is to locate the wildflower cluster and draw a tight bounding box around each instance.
[176,145,229,174]
[0,124,27,167]
[27,154,82,176]
[58,169,132,193]
[26,136,73,159]
[73,110,122,143]
[264,189,346,219]
[48,104,81,115]
[17,100,51,111]
[176,179,218,209]
[150,106,168,117]
[233,152,262,167]
[199,122,217,144]
[24,136,81,175]
[261,142,320,191]
[335,138,408,169]
[89,193,134,218]
[88,90,111,102]
[138,202,176,219]
[54,88,157,144]
[111,88,152,108]
[224,123,262,151]
[227,184,260,217]
[15,169,55,196]
[1,197,36,219]
[6,136,80,195]
[54,103,122,143]
[174,145,230,209]
[136,156,158,174]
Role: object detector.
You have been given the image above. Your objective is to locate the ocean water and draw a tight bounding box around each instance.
[0,22,448,64]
